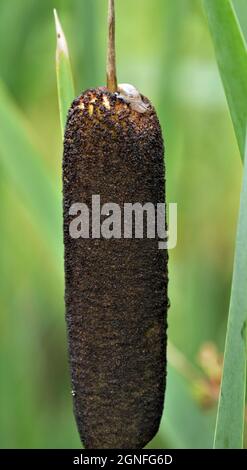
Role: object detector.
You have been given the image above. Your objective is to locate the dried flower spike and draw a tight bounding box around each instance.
[63,0,168,449]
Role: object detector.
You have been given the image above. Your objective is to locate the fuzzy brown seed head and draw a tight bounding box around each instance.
[63,87,168,449]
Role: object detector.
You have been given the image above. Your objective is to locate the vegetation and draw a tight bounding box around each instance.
[0,0,246,448]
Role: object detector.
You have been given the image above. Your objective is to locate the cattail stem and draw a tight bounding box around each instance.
[107,0,117,92]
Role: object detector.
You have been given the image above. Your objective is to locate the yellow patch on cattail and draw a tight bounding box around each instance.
[102,94,111,110]
[88,103,94,116]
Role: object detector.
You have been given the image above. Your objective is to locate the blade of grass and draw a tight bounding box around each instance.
[202,0,247,161]
[214,134,247,449]
[232,0,247,43]
[54,9,75,136]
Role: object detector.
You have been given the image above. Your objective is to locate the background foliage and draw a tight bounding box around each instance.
[0,0,246,448]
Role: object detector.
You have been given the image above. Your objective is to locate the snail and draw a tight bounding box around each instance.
[117,83,150,113]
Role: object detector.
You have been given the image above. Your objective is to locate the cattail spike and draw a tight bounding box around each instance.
[62,0,168,449]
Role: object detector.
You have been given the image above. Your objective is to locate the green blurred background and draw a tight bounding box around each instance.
[0,0,245,448]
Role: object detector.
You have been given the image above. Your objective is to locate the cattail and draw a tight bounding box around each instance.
[63,0,168,449]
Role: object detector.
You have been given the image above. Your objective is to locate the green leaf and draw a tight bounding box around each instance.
[0,80,62,269]
[54,9,75,136]
[232,0,247,43]
[202,0,247,161]
[214,135,247,449]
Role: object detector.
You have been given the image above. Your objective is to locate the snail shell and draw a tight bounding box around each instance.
[117,83,150,113]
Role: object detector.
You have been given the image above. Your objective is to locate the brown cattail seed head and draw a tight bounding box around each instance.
[63,87,168,449]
